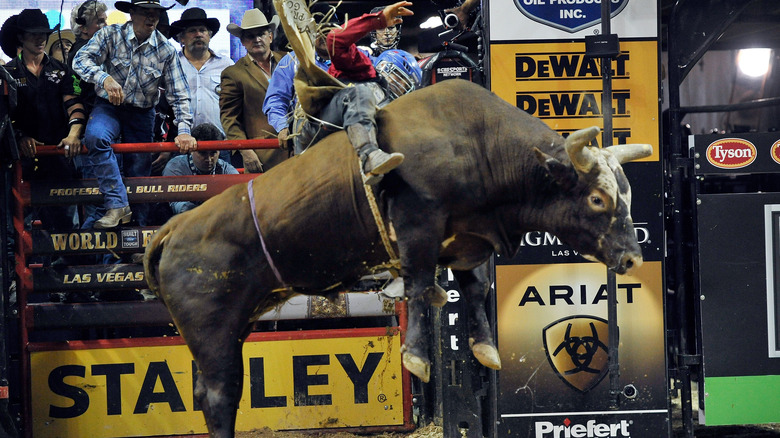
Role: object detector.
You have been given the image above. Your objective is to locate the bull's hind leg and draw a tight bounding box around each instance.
[452,263,501,370]
[159,263,270,438]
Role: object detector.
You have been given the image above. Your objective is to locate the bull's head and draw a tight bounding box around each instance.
[534,126,652,275]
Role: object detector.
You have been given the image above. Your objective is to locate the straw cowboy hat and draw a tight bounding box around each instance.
[227,9,279,38]
[0,9,60,58]
[45,29,76,54]
[170,8,220,39]
[114,0,174,14]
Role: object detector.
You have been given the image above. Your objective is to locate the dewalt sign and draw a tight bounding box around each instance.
[30,332,405,437]
[491,42,660,160]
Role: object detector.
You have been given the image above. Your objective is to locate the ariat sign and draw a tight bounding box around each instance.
[535,419,631,437]
[705,138,756,169]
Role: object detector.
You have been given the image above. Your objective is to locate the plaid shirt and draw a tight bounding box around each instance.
[73,22,193,135]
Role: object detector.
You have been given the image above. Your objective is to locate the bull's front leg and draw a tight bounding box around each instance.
[452,263,501,371]
[389,195,445,383]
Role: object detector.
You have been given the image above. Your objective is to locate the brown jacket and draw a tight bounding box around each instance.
[220,51,287,172]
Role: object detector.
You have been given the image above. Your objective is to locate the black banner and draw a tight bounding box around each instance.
[27,227,157,255]
[27,174,255,206]
[31,264,146,292]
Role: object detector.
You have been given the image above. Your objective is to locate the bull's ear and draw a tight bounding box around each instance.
[534,147,578,187]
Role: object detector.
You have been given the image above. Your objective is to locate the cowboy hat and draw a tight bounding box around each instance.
[0,9,61,58]
[45,29,76,54]
[227,9,279,38]
[115,0,174,14]
[0,15,19,58]
[16,9,60,35]
[170,8,220,39]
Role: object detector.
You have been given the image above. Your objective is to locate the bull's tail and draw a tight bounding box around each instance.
[143,222,174,300]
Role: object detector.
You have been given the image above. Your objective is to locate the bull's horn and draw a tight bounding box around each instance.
[565,126,600,173]
[565,126,600,174]
[606,144,654,164]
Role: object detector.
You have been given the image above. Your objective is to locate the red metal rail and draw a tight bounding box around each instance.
[33,138,278,155]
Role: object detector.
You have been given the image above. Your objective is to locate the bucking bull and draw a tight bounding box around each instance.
[144,79,652,437]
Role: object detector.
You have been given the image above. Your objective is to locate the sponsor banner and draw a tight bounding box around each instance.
[28,174,254,205]
[30,332,405,437]
[490,40,660,160]
[502,413,670,437]
[28,227,157,255]
[489,0,657,41]
[692,132,780,175]
[495,261,667,435]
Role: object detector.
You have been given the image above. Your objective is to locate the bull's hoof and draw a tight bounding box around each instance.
[431,284,448,308]
[402,351,431,383]
[471,342,502,370]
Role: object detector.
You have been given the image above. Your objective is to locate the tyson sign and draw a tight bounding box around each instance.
[705,138,757,169]
[512,0,629,33]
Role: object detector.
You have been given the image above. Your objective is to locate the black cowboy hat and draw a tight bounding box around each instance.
[0,15,19,58]
[169,7,220,38]
[115,0,175,14]
[0,9,60,58]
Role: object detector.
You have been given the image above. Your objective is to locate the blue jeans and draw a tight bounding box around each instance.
[84,99,155,224]
[295,83,382,154]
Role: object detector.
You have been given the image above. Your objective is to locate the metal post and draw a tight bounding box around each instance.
[599,0,621,410]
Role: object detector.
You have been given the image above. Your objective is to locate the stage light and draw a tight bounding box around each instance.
[737,48,772,78]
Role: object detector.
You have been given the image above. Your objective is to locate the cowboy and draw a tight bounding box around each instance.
[220,9,287,173]
[73,0,195,229]
[169,7,233,163]
[294,1,422,184]
[2,9,85,233]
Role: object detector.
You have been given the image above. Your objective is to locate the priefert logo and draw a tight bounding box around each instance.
[535,418,631,438]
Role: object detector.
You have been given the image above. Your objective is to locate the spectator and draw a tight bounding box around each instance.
[68,0,108,113]
[368,6,401,56]
[1,10,85,232]
[163,123,238,215]
[45,30,75,63]
[170,7,234,163]
[220,9,287,173]
[263,2,338,154]
[73,0,195,229]
[295,1,422,185]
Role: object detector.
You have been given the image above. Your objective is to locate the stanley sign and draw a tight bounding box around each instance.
[30,332,406,437]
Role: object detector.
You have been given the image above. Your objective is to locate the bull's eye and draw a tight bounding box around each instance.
[590,195,606,210]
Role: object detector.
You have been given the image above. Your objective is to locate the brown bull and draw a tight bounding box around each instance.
[144,79,652,437]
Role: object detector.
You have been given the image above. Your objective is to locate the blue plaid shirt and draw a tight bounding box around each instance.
[73,22,193,135]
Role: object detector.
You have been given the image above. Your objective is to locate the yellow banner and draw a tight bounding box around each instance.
[496,261,665,400]
[490,40,660,161]
[31,333,404,437]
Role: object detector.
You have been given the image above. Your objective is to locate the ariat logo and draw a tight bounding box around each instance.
[706,138,756,169]
[542,316,609,393]
[535,419,632,438]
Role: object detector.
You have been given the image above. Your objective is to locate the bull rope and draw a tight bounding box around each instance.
[247,180,288,287]
[358,156,401,269]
